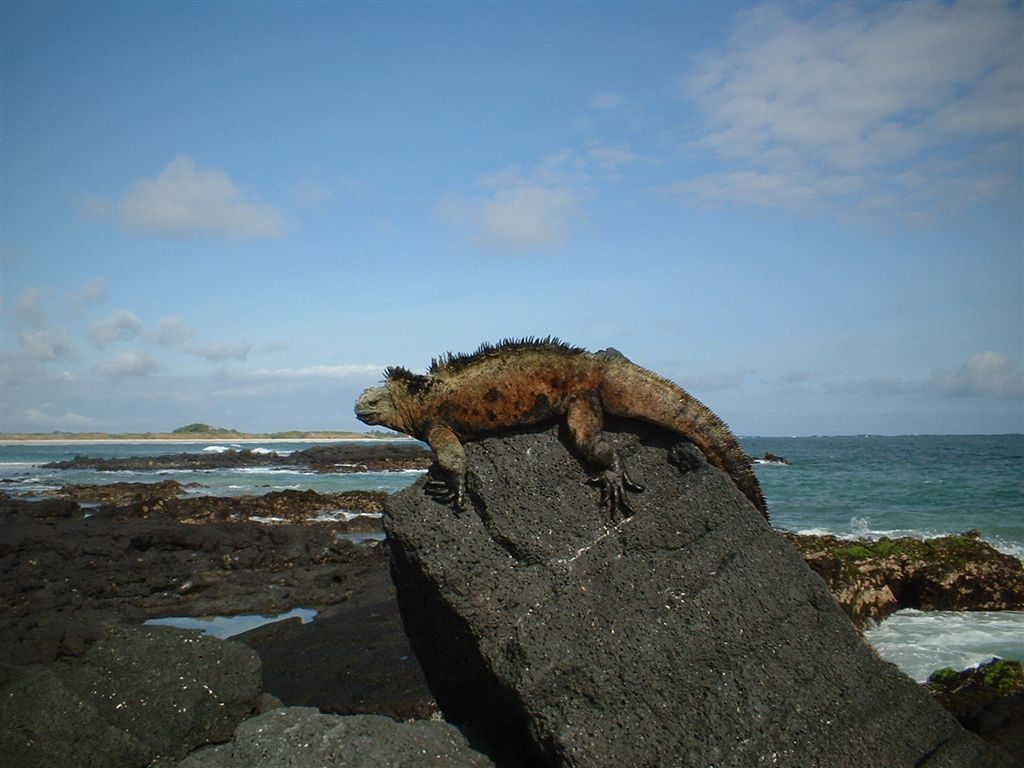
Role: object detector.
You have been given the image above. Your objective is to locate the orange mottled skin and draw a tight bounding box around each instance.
[355,338,767,519]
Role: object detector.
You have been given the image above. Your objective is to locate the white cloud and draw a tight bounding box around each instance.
[90,309,143,349]
[68,278,108,310]
[152,316,196,347]
[18,328,74,363]
[818,352,1023,400]
[252,364,381,378]
[15,288,49,328]
[441,144,644,251]
[149,315,252,362]
[682,0,1024,215]
[670,170,818,211]
[20,404,100,430]
[188,341,251,363]
[477,182,580,250]
[94,155,285,239]
[930,351,1024,399]
[97,351,160,379]
[11,288,76,364]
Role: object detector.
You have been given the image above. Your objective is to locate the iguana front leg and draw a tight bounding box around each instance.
[565,391,644,518]
[423,423,469,508]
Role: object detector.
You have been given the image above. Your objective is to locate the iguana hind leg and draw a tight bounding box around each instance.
[565,391,644,518]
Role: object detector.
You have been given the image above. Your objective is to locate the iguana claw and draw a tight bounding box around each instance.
[424,474,466,509]
[588,469,644,519]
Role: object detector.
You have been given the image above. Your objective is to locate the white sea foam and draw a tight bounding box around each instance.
[250,447,288,455]
[988,538,1024,560]
[231,467,310,475]
[314,509,383,523]
[864,610,1024,682]
[249,515,287,524]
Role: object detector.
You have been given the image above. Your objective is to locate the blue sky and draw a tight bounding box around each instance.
[2,0,1021,436]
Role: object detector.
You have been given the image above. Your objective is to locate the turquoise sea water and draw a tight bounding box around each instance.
[2,434,1022,681]
[742,435,1024,559]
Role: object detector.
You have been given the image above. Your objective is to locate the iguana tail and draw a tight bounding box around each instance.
[597,359,768,519]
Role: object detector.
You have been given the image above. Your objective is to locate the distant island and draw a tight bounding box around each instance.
[0,422,402,442]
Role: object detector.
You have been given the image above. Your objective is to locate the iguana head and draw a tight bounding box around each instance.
[354,367,429,434]
[354,385,400,429]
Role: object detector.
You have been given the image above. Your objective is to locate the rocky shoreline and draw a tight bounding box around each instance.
[783,529,1024,629]
[2,454,1021,764]
[40,442,433,473]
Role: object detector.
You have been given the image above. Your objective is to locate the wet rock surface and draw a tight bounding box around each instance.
[385,422,1014,767]
[0,489,393,686]
[785,530,1024,629]
[233,564,436,720]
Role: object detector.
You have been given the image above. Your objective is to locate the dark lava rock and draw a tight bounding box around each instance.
[0,493,389,683]
[145,489,388,525]
[0,490,79,519]
[176,706,494,767]
[295,442,432,472]
[42,440,431,473]
[235,562,436,721]
[43,449,288,472]
[47,485,389,526]
[785,531,1024,629]
[927,659,1024,761]
[53,479,186,505]
[385,422,1012,767]
[0,626,261,768]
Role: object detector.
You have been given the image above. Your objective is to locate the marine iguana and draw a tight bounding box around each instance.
[355,338,767,520]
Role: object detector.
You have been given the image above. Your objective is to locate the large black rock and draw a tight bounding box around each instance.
[177,707,495,767]
[385,422,1013,767]
[0,626,261,767]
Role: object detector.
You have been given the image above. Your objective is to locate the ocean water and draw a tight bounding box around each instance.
[2,434,1022,680]
[0,438,420,497]
[742,435,1024,559]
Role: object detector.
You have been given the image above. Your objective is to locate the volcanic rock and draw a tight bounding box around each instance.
[176,706,494,767]
[234,563,436,720]
[785,531,1024,629]
[0,490,79,519]
[54,479,186,506]
[42,440,431,473]
[294,442,432,472]
[385,422,1013,767]
[0,626,262,768]
[142,489,388,525]
[0,492,389,684]
[927,659,1024,760]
